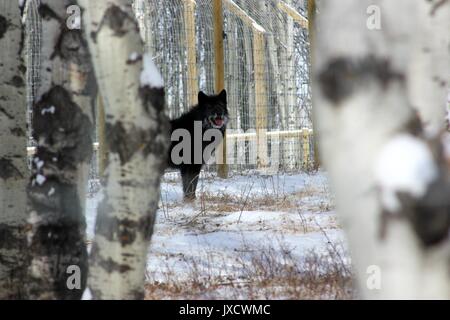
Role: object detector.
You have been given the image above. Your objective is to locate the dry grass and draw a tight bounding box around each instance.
[148,172,350,299]
[197,191,295,213]
[145,241,354,300]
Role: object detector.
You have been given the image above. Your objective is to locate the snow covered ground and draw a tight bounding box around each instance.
[86,170,353,299]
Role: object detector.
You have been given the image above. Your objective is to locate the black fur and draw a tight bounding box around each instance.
[168,90,228,200]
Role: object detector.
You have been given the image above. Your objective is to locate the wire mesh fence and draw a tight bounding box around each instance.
[135,0,313,173]
[24,0,42,149]
[24,0,313,177]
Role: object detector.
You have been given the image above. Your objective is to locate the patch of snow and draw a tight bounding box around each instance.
[41,106,56,115]
[85,171,345,295]
[36,160,44,170]
[140,53,164,88]
[27,211,41,225]
[35,174,46,186]
[129,52,140,61]
[48,188,55,197]
[374,134,438,212]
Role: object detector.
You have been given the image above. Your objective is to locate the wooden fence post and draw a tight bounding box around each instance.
[308,0,320,171]
[184,0,199,106]
[213,0,229,178]
[301,128,311,169]
[253,32,269,168]
[277,1,309,29]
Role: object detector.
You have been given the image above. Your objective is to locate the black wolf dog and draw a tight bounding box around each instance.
[168,90,228,200]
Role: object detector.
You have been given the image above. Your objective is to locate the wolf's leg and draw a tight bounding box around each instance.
[181,165,202,200]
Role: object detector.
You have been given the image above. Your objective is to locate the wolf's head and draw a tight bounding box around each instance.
[199,90,229,130]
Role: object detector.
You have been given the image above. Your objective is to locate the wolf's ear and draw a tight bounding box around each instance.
[198,91,208,104]
[218,89,227,103]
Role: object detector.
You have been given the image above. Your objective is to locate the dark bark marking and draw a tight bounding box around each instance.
[318,55,405,105]
[430,0,448,16]
[51,29,91,70]
[0,223,28,299]
[96,198,156,244]
[27,179,88,300]
[403,110,424,136]
[10,127,26,137]
[139,87,170,167]
[91,5,138,43]
[18,64,26,74]
[95,254,133,274]
[0,15,8,39]
[379,170,450,247]
[28,179,84,223]
[0,105,14,119]
[38,4,62,22]
[107,120,166,165]
[432,75,447,88]
[139,87,165,113]
[33,85,93,164]
[8,75,25,88]
[0,158,23,180]
[0,224,26,250]
[397,182,450,247]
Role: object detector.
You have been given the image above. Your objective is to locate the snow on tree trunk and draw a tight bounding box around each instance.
[0,0,28,299]
[26,0,94,299]
[313,0,450,299]
[80,0,169,299]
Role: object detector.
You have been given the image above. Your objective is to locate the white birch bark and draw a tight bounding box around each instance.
[408,0,449,133]
[313,0,450,299]
[276,1,297,168]
[26,0,94,299]
[80,0,169,299]
[0,0,28,299]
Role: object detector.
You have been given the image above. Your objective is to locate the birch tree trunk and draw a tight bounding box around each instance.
[0,0,28,299]
[80,0,169,299]
[26,0,94,299]
[313,0,450,299]
[265,2,283,131]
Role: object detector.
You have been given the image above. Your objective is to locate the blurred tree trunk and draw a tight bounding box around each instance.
[265,1,283,131]
[0,0,28,299]
[80,0,169,299]
[313,0,450,299]
[283,0,296,169]
[26,0,94,299]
